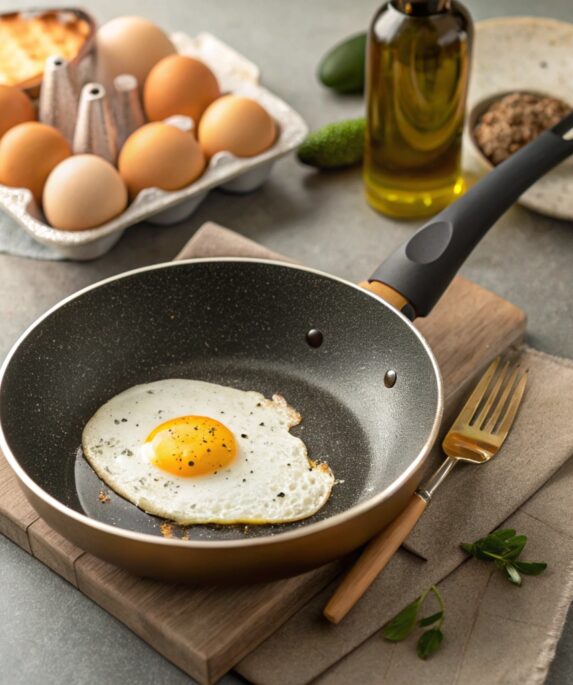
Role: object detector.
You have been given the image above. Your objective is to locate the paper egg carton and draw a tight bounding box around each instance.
[0,32,308,260]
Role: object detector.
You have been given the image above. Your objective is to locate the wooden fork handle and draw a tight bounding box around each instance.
[323,493,428,624]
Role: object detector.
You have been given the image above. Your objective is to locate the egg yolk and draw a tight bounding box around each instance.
[145,416,237,477]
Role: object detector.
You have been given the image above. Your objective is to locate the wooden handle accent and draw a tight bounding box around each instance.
[359,280,411,312]
[323,493,428,624]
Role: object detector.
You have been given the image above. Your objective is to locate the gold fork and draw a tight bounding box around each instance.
[324,356,528,624]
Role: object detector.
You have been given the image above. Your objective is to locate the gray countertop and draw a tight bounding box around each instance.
[0,0,572,683]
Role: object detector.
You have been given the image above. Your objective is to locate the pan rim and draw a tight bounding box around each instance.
[0,257,444,550]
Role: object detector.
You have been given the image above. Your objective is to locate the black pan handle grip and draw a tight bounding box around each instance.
[370,111,573,318]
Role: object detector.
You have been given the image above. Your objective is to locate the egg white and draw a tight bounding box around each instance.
[82,379,335,525]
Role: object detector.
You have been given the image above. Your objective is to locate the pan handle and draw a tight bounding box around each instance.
[368,111,573,319]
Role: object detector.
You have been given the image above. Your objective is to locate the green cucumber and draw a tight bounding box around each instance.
[297,118,365,169]
[318,33,367,94]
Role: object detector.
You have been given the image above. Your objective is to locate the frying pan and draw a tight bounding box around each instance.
[1,113,573,585]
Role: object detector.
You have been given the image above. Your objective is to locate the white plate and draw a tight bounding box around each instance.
[464,17,573,220]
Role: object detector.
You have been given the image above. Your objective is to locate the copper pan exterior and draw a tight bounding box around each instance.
[17,461,425,584]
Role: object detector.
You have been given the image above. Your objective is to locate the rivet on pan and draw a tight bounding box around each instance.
[384,370,397,388]
[306,329,323,348]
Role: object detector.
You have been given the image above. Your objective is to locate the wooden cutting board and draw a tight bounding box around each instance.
[0,239,526,685]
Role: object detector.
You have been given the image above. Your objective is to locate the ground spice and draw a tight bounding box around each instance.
[474,92,572,165]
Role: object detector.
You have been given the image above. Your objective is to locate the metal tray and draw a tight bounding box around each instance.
[0,32,308,260]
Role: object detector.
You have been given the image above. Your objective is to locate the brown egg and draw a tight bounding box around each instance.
[43,155,128,230]
[0,85,35,139]
[96,16,176,89]
[144,55,220,123]
[198,96,277,159]
[0,122,71,204]
[118,122,206,198]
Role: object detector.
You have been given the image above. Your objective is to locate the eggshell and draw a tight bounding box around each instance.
[118,122,205,198]
[96,16,175,89]
[0,122,71,204]
[143,55,220,123]
[0,85,35,139]
[198,95,277,159]
[43,155,128,230]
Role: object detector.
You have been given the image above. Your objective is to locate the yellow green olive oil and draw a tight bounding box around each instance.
[364,0,473,218]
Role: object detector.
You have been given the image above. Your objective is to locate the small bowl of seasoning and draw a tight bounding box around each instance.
[465,16,573,219]
[465,90,573,219]
[468,91,573,169]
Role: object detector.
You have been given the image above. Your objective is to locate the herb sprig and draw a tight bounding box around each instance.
[382,585,445,660]
[382,529,547,661]
[460,528,547,586]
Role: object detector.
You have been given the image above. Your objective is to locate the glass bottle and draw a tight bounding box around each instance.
[364,0,473,219]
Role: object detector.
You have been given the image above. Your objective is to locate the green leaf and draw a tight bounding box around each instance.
[461,529,546,587]
[464,531,526,562]
[416,628,444,660]
[483,550,507,562]
[419,611,443,627]
[484,534,514,551]
[504,563,522,585]
[502,535,528,560]
[473,543,501,560]
[490,528,516,541]
[382,597,422,642]
[513,561,547,576]
[473,536,508,559]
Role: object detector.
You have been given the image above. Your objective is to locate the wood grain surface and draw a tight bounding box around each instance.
[0,267,526,684]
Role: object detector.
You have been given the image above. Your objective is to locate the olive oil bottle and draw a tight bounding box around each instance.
[364,0,473,218]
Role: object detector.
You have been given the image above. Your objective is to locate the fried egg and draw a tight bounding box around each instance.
[82,379,334,525]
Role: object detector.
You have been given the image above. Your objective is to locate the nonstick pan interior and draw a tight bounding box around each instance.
[0,259,440,542]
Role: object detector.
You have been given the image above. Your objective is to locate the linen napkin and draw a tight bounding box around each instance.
[315,457,573,685]
[178,223,573,685]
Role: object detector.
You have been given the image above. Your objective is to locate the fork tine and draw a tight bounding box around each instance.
[495,370,528,441]
[483,366,519,433]
[454,357,500,425]
[474,361,510,429]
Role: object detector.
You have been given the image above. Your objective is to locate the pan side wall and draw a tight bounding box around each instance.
[21,463,423,584]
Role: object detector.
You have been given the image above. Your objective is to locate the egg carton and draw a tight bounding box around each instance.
[0,32,308,260]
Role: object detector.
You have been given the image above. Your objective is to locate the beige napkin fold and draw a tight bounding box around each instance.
[176,223,293,262]
[405,346,573,561]
[316,458,573,685]
[179,223,573,685]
